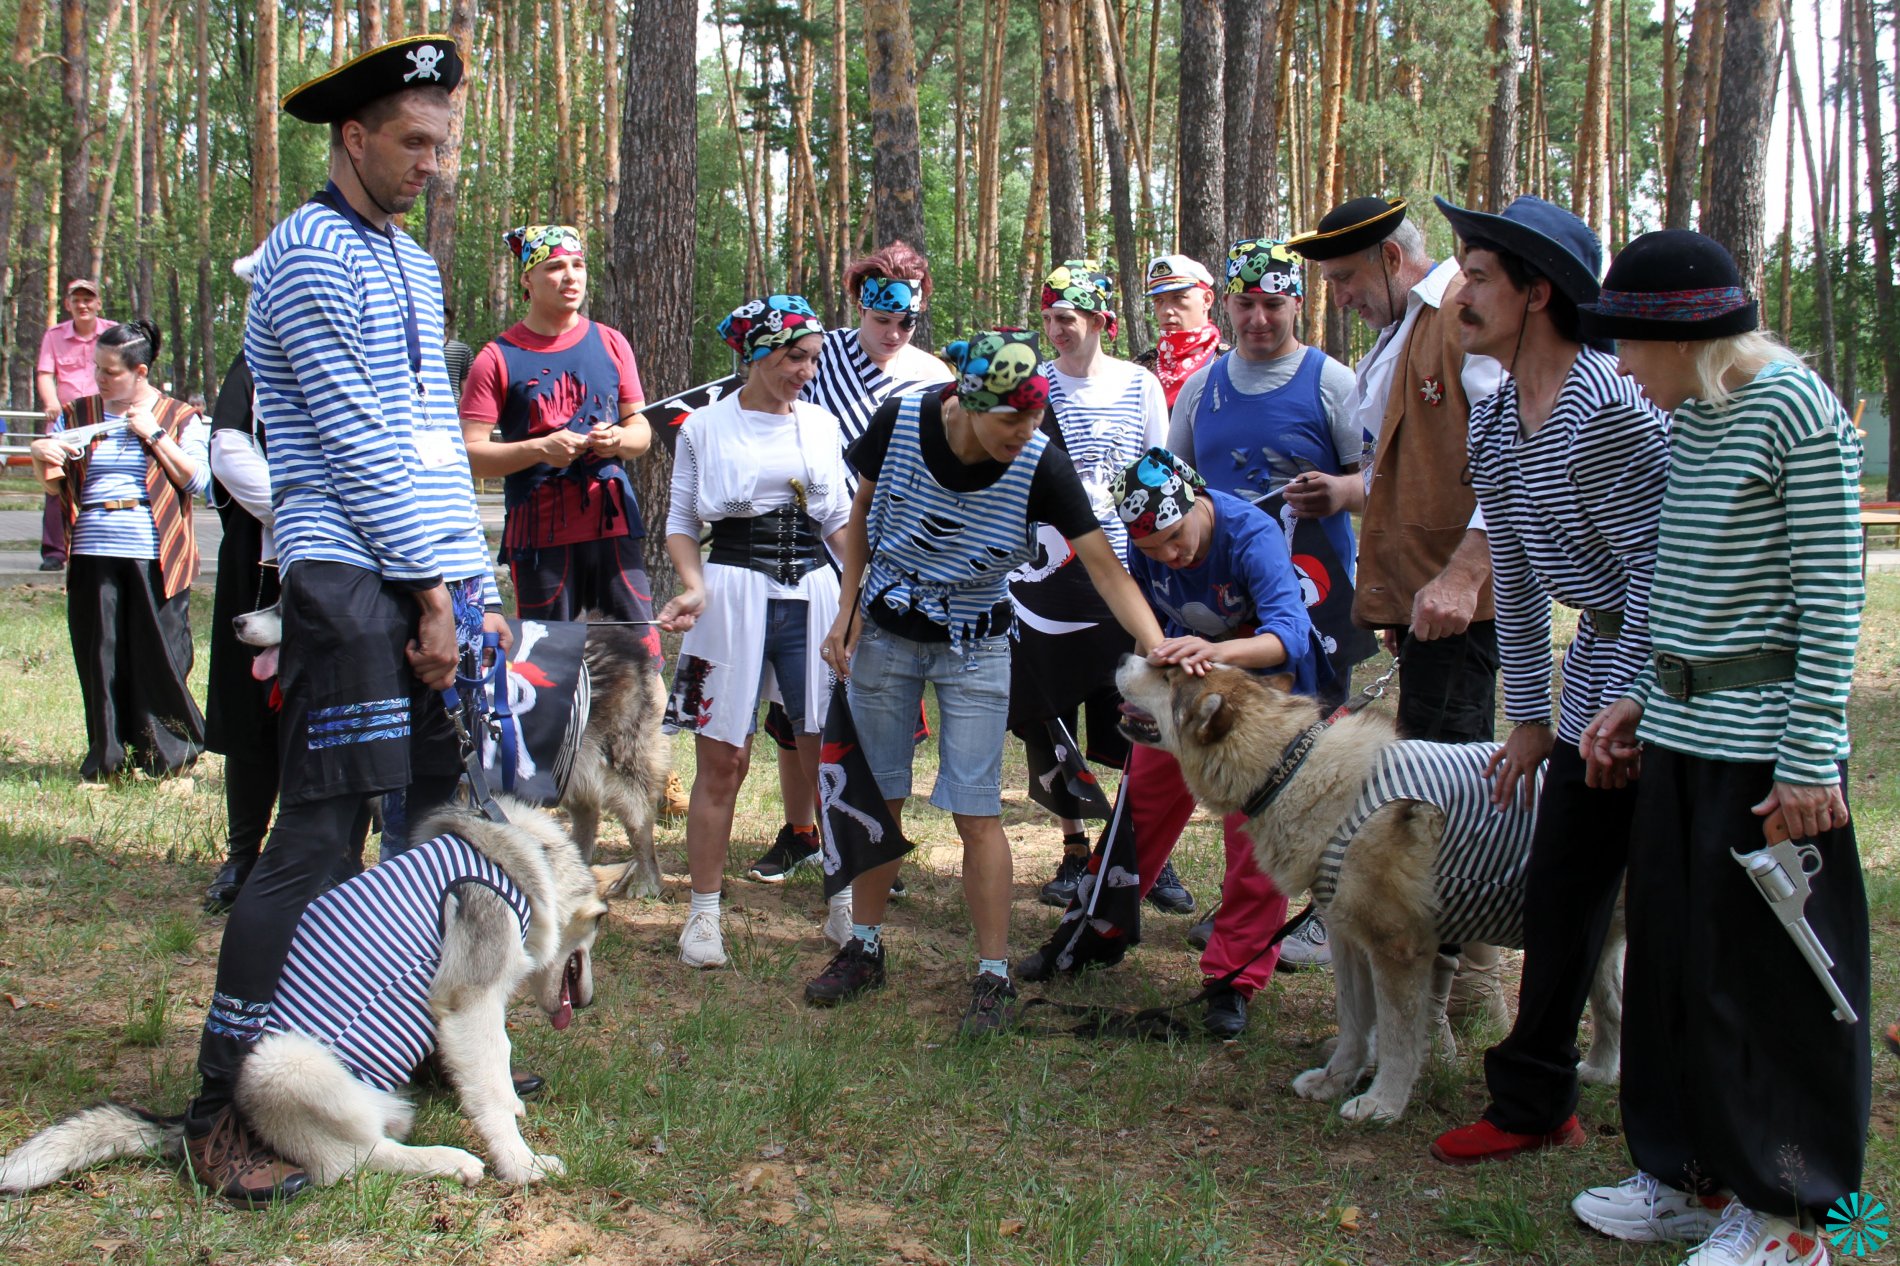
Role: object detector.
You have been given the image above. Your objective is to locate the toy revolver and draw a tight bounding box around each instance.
[47,420,127,451]
[1731,812,1857,1024]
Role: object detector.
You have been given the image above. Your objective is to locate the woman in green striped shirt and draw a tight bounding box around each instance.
[1567,231,1865,1266]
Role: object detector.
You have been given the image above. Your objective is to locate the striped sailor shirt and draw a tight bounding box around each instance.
[264,832,532,1092]
[1629,362,1863,786]
[61,409,211,560]
[1467,346,1670,743]
[1314,740,1539,947]
[802,327,952,456]
[245,195,497,604]
[1044,358,1169,558]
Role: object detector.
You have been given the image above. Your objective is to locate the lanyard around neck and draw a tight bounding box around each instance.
[313,182,424,390]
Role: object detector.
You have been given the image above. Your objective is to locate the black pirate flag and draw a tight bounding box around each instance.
[818,680,912,898]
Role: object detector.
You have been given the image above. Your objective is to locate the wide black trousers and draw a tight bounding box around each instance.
[1621,746,1869,1219]
[1482,743,1637,1132]
[1395,619,1498,743]
[66,554,204,778]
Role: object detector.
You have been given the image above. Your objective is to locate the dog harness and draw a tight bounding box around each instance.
[264,833,533,1092]
[1311,740,1539,947]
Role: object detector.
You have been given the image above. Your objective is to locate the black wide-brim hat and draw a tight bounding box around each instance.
[1578,229,1760,341]
[1286,196,1407,261]
[282,35,464,124]
[1433,194,1603,305]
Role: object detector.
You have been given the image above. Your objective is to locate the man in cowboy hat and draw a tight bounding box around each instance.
[1285,197,1508,1010]
[181,34,510,1207]
[1422,195,1673,1166]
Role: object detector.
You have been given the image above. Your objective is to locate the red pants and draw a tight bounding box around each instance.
[1125,742,1288,997]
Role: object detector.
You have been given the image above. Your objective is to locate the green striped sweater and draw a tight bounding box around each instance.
[1629,361,1863,785]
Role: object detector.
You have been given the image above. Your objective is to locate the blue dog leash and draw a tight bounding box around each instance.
[439,631,516,824]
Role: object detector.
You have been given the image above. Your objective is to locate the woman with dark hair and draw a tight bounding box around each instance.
[658,295,854,969]
[30,318,209,778]
[1567,231,1866,1266]
[745,243,953,888]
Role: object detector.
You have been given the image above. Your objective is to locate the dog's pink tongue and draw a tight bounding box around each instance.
[251,646,280,682]
[551,953,578,1030]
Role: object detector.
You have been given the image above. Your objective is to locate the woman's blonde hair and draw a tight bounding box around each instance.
[1690,330,1802,408]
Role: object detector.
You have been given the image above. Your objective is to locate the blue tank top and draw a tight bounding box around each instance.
[1190,347,1354,579]
[494,320,643,549]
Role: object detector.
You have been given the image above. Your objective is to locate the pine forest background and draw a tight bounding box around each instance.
[0,0,1896,539]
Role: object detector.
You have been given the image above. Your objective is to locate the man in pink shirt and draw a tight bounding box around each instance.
[35,279,116,571]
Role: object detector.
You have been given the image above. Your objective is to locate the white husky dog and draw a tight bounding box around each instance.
[0,798,636,1193]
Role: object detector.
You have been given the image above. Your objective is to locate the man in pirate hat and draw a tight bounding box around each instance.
[182,35,510,1206]
[1285,198,1508,1012]
[1424,195,1671,1165]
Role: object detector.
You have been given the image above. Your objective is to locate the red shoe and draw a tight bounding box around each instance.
[1429,1115,1586,1166]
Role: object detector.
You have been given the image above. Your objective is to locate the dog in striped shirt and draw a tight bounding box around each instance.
[0,798,639,1192]
[1115,658,1624,1125]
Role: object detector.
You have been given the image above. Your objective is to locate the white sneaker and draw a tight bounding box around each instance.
[1277,912,1332,970]
[678,909,727,968]
[822,900,853,949]
[1681,1203,1828,1266]
[1572,1172,1732,1243]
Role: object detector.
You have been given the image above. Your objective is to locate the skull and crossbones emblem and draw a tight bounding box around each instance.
[404,45,445,82]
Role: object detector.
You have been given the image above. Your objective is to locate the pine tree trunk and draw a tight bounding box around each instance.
[952,0,968,315]
[196,0,213,395]
[1040,0,1085,263]
[251,0,279,247]
[1016,102,1049,322]
[425,0,473,284]
[1704,0,1780,295]
[864,0,929,346]
[1176,0,1224,272]
[11,178,51,409]
[1222,0,1265,240]
[1088,0,1143,354]
[830,0,850,312]
[601,0,621,226]
[603,0,696,589]
[332,0,346,64]
[1849,0,1899,495]
[0,0,46,330]
[1696,2,1726,226]
[1576,0,1611,226]
[359,0,381,47]
[139,0,162,318]
[57,0,92,284]
[1840,2,1858,410]
[1666,0,1719,228]
[1486,0,1522,210]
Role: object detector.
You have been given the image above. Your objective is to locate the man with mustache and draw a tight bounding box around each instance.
[1285,198,1507,1021]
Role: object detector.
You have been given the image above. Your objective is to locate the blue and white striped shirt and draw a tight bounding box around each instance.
[245,196,496,603]
[1044,359,1169,558]
[265,832,532,1092]
[60,410,210,560]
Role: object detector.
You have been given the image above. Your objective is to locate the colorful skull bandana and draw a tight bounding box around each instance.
[1041,259,1119,338]
[718,294,825,363]
[860,276,925,314]
[1112,447,1207,540]
[504,223,584,274]
[944,328,1050,414]
[1224,238,1305,297]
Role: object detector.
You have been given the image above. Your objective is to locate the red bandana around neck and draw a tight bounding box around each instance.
[1154,324,1224,408]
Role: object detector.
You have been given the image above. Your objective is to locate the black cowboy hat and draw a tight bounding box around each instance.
[1433,195,1603,305]
[1577,229,1760,342]
[282,35,464,125]
[1286,196,1407,261]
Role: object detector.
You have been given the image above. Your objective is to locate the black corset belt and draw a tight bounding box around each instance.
[707,507,824,587]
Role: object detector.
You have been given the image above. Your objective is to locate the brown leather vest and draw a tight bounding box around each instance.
[1352,276,1496,628]
[59,393,200,599]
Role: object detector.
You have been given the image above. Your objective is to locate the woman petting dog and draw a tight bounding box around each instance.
[1021,447,1323,1038]
[1568,232,1868,1266]
[658,295,854,970]
[808,329,1163,1034]
[1425,196,1670,1166]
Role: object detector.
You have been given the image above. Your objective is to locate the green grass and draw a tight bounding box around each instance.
[0,577,1897,1264]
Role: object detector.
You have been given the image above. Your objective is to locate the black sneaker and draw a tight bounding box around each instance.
[1146,860,1196,914]
[1203,982,1248,1038]
[747,825,820,882]
[804,938,886,1005]
[1186,913,1215,951]
[959,971,1019,1036]
[1038,851,1090,908]
[889,875,908,898]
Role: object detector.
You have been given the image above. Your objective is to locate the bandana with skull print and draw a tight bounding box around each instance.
[718,294,824,363]
[1112,447,1206,539]
[944,328,1049,413]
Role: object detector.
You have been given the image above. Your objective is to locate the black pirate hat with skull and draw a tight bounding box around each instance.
[281,34,464,124]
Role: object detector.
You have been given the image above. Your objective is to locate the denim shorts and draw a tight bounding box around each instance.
[847,620,1010,817]
[747,598,811,734]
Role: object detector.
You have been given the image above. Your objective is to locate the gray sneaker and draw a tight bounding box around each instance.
[959,971,1019,1036]
[1275,912,1331,971]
